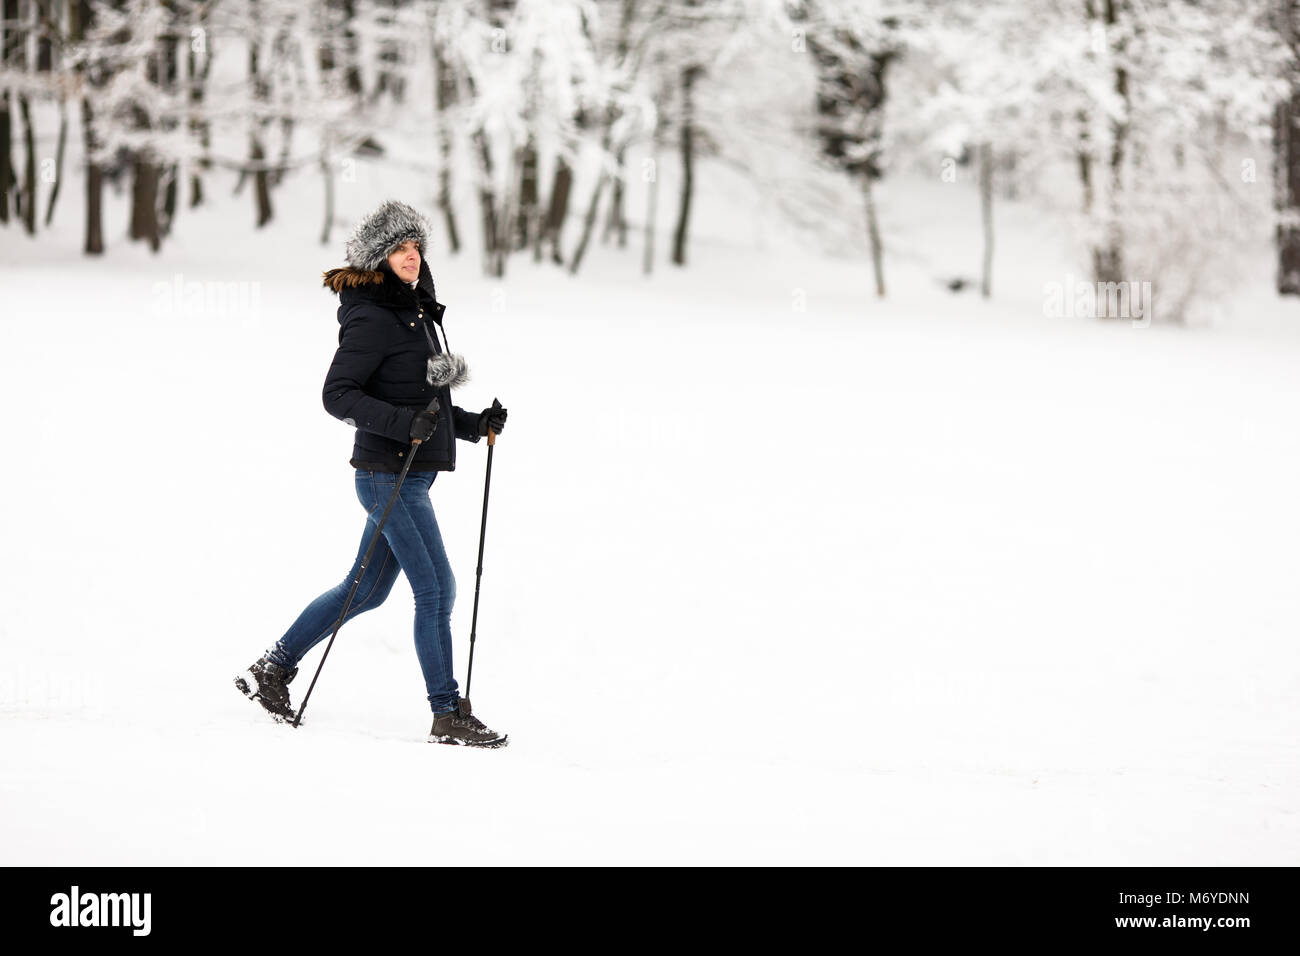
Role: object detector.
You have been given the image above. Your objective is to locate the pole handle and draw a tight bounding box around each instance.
[411,396,441,446]
[485,396,502,446]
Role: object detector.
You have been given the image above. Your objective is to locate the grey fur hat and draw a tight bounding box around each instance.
[345,200,431,271]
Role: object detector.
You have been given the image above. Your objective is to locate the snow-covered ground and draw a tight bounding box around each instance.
[2,162,1298,865]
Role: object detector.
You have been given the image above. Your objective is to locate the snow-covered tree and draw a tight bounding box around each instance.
[895,0,1284,321]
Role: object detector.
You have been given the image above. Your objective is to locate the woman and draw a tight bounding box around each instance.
[235,200,509,748]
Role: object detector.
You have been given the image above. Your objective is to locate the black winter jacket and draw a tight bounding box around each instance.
[321,259,481,472]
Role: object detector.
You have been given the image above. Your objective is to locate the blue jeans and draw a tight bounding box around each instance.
[267,469,460,714]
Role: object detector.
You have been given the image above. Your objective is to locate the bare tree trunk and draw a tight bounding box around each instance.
[318,6,341,245]
[36,0,52,70]
[268,22,294,189]
[17,92,35,234]
[0,91,10,224]
[72,0,103,254]
[979,141,993,298]
[128,16,179,252]
[1077,0,1097,217]
[373,0,403,102]
[129,155,161,251]
[341,0,363,97]
[160,165,178,237]
[861,172,885,297]
[643,144,658,275]
[433,43,461,253]
[496,145,521,275]
[1086,0,1127,287]
[568,168,607,274]
[541,156,572,264]
[158,30,180,239]
[83,100,103,254]
[248,8,273,228]
[1276,94,1300,294]
[1276,1,1300,293]
[188,9,212,208]
[1077,108,1093,214]
[320,137,334,245]
[517,138,539,251]
[671,64,701,267]
[608,0,635,251]
[270,118,293,187]
[603,145,627,246]
[472,127,502,277]
[39,0,68,228]
[44,96,67,226]
[0,0,17,224]
[570,100,621,275]
[251,136,272,227]
[5,0,34,233]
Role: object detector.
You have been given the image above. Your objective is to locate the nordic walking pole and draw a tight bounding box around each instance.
[464,397,502,701]
[291,397,440,728]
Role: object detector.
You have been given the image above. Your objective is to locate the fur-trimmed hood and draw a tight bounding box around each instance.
[322,257,440,311]
[322,266,385,291]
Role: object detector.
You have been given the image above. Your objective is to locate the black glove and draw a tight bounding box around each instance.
[476,399,507,437]
[410,404,439,443]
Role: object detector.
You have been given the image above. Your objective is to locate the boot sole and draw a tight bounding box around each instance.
[428,733,509,749]
[234,675,301,726]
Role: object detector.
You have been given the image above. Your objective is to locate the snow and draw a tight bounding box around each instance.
[1,156,1298,865]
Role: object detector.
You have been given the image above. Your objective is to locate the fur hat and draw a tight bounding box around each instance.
[345,200,431,271]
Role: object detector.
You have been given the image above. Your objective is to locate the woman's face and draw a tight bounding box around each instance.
[388,240,421,283]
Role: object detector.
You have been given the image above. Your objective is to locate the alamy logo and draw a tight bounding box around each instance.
[151,272,261,323]
[49,885,151,936]
[1042,274,1153,328]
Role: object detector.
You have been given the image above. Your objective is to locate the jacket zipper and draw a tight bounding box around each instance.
[421,314,456,471]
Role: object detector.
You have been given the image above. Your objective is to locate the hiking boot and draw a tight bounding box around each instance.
[235,657,299,724]
[428,698,508,748]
